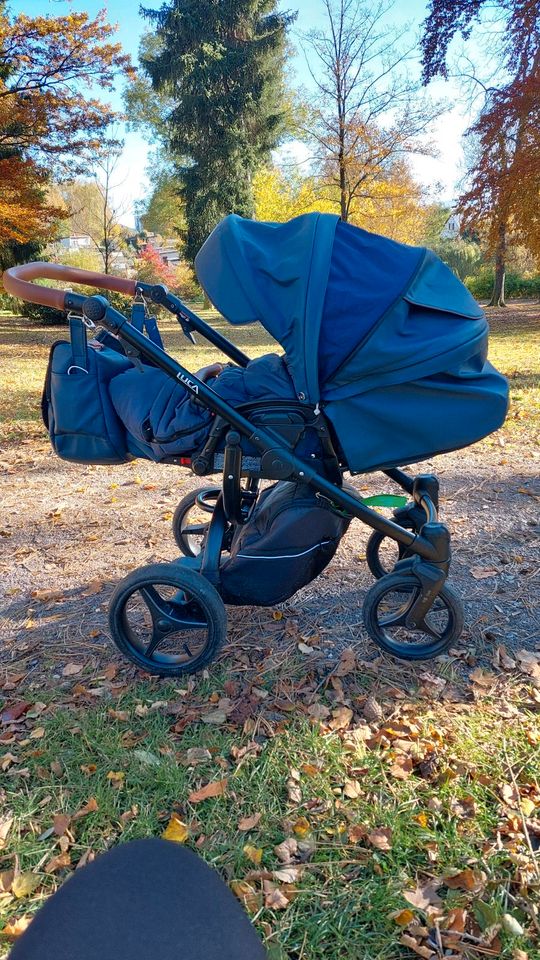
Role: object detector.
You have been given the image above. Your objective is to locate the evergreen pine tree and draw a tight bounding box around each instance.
[141,0,295,261]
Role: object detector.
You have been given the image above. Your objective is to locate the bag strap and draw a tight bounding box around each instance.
[131,301,164,349]
[130,300,146,333]
[69,316,88,372]
[143,314,164,349]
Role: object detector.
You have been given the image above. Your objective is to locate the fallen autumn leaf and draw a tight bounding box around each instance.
[11,872,41,898]
[162,814,189,843]
[188,778,228,803]
[367,827,393,851]
[238,812,262,832]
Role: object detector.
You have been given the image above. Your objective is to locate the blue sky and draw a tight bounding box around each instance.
[19,0,470,225]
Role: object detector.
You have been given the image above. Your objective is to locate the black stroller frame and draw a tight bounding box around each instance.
[4,259,465,675]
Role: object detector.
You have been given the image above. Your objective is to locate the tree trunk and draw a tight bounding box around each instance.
[338,109,348,221]
[488,220,507,307]
[339,150,348,221]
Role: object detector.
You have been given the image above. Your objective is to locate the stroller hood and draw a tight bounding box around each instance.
[195,212,339,402]
[195,213,487,405]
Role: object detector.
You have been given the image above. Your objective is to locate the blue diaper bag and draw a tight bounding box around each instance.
[42,316,135,465]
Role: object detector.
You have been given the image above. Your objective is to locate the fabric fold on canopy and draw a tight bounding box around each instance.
[322,249,489,402]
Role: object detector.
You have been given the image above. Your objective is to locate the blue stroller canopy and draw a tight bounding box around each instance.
[195,213,508,471]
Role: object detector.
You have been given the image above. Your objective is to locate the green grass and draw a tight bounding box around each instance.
[0,306,272,440]
[1,675,539,958]
[1,300,539,441]
[487,305,540,437]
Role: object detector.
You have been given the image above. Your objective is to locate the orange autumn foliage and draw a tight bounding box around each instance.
[458,57,540,264]
[0,155,63,246]
[423,0,540,296]
[0,5,132,249]
[0,8,132,165]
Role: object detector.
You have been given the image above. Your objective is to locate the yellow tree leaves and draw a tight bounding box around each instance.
[253,166,337,223]
[253,163,430,247]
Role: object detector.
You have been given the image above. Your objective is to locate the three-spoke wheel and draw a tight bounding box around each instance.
[108,563,227,676]
[362,572,464,660]
[172,487,221,557]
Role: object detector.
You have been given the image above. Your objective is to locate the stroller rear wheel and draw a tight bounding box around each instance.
[363,572,463,660]
[365,520,414,579]
[109,563,227,677]
[172,487,221,557]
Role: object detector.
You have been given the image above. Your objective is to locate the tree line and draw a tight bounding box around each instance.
[0,0,538,307]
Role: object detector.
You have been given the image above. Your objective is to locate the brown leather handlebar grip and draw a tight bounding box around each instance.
[1,262,137,311]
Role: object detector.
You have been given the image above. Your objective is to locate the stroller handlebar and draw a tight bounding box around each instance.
[2,261,137,311]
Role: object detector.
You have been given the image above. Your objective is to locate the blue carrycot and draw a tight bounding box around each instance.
[195,213,509,473]
[5,213,509,675]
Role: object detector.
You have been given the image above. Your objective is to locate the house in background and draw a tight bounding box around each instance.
[141,232,181,267]
[58,234,93,250]
[52,233,134,276]
[155,241,181,267]
[441,213,462,239]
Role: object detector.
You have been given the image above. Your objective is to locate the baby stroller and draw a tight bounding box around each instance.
[4,213,509,677]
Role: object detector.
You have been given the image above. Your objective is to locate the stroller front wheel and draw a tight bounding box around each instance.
[108,563,227,677]
[172,487,221,557]
[363,573,464,660]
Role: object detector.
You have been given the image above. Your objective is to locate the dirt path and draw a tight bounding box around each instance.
[1,433,538,685]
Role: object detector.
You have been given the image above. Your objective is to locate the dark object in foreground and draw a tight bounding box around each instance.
[3,213,509,673]
[9,838,267,960]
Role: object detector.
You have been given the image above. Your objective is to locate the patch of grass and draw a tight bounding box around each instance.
[1,301,538,443]
[2,677,539,958]
[0,308,274,440]
[487,304,540,439]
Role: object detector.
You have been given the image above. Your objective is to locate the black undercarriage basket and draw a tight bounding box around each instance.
[219,481,350,606]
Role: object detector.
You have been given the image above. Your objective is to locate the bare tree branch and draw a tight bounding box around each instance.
[299,0,442,221]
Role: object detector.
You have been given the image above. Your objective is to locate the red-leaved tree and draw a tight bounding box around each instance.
[0,4,132,266]
[421,0,540,306]
[135,244,178,288]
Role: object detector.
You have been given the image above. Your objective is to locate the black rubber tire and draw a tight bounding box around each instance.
[365,520,414,580]
[109,563,227,677]
[362,573,464,660]
[172,487,220,557]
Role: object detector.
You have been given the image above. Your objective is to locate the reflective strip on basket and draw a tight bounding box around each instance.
[236,540,332,560]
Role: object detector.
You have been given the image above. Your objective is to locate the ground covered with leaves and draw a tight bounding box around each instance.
[1,661,539,958]
[0,303,539,958]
